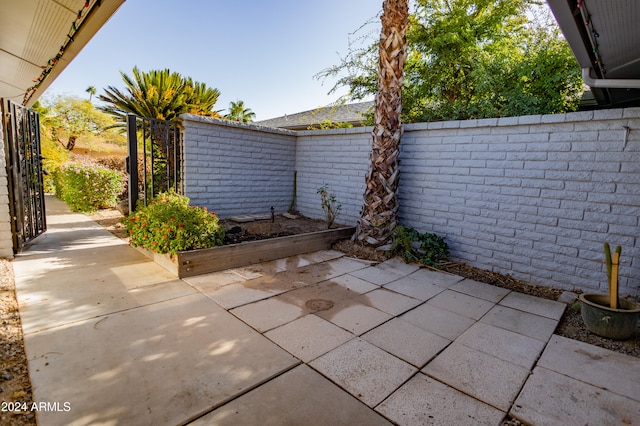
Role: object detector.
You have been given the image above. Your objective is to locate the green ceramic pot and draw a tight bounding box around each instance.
[579,293,640,340]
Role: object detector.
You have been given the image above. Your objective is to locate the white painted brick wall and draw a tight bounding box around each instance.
[0,124,14,258]
[181,109,640,297]
[400,109,640,297]
[294,127,371,226]
[181,115,297,217]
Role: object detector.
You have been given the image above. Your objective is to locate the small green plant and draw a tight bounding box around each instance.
[388,225,449,267]
[126,191,225,255]
[54,159,125,213]
[317,185,342,228]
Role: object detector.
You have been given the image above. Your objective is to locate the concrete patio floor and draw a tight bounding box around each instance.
[12,197,640,425]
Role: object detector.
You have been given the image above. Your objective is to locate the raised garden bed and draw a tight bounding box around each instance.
[135,220,355,278]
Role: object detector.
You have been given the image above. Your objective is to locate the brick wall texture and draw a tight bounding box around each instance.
[181,110,640,296]
[0,123,14,258]
[182,115,297,217]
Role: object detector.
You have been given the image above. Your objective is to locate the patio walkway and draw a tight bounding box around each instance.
[12,196,640,425]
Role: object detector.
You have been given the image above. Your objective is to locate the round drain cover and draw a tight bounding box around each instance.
[305,299,334,311]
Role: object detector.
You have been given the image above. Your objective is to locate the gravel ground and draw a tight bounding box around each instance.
[0,259,36,426]
[1,216,637,426]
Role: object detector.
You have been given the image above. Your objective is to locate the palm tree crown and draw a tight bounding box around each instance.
[99,67,221,122]
[86,86,97,101]
[225,100,256,123]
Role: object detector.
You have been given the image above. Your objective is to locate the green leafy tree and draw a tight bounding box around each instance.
[225,100,256,122]
[40,95,119,151]
[320,0,582,122]
[32,101,70,192]
[99,67,221,122]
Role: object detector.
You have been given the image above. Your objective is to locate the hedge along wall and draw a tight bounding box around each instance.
[180,109,640,297]
[181,114,297,217]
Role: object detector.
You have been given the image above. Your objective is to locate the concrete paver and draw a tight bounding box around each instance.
[181,270,247,293]
[499,291,566,320]
[321,257,373,278]
[330,273,380,294]
[449,278,511,303]
[511,366,640,426]
[316,300,392,335]
[377,373,505,426]
[15,196,639,425]
[274,279,363,315]
[481,304,559,342]
[376,258,421,276]
[402,303,476,340]
[424,342,530,411]
[24,293,298,426]
[264,314,354,362]
[17,259,192,334]
[349,265,404,285]
[12,242,135,279]
[200,282,279,309]
[426,289,495,320]
[362,318,451,367]
[230,297,305,332]
[232,250,344,277]
[408,268,464,288]
[200,268,324,309]
[310,338,417,407]
[456,322,545,369]
[191,365,392,426]
[384,275,445,301]
[357,288,422,316]
[537,335,640,401]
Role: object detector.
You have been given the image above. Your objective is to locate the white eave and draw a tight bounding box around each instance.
[0,0,125,107]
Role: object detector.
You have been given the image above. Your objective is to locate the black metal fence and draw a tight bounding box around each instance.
[2,99,46,253]
[126,114,182,212]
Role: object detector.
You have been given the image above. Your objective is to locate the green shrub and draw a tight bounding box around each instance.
[55,160,125,213]
[388,225,449,267]
[126,191,225,255]
[41,135,69,193]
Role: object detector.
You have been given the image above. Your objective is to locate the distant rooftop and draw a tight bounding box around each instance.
[256,101,373,130]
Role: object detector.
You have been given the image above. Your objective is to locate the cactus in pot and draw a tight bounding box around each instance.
[578,242,640,340]
[604,242,621,309]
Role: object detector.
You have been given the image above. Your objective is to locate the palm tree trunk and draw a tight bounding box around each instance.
[354,0,409,246]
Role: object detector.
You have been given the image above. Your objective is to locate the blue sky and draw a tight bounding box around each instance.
[45,0,382,121]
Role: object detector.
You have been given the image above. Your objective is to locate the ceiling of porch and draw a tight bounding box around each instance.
[0,0,124,107]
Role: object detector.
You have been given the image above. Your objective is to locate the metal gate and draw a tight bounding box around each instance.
[2,99,46,253]
[126,114,182,212]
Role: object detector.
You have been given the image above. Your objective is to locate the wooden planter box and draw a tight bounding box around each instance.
[135,226,355,278]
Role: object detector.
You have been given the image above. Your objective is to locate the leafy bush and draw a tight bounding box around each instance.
[126,191,225,255]
[388,225,449,267]
[40,135,70,194]
[55,159,125,213]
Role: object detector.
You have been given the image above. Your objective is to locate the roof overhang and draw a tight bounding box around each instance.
[547,0,640,108]
[0,0,125,107]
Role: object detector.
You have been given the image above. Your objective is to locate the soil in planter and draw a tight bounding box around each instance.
[89,208,344,245]
[221,215,338,244]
